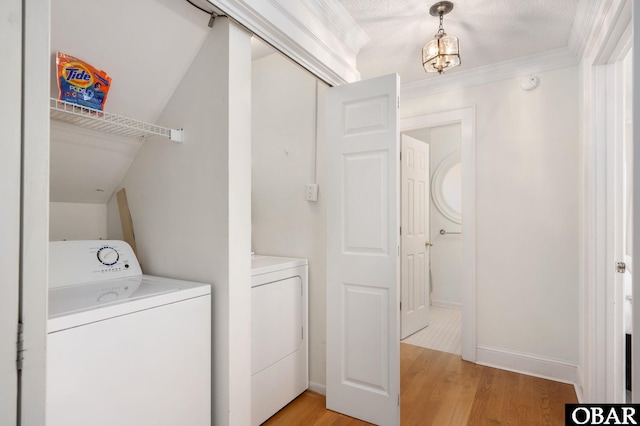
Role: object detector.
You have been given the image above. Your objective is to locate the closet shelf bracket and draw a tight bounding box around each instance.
[49,98,184,143]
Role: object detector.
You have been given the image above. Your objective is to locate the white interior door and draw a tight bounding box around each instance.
[400,134,430,339]
[326,73,400,426]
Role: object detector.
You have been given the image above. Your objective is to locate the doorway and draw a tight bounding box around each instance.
[401,107,476,362]
[400,124,462,355]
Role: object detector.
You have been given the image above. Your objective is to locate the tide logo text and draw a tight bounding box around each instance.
[62,62,93,88]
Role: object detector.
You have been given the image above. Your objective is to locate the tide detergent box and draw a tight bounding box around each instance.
[57,52,112,111]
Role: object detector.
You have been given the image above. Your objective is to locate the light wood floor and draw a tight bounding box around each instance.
[264,343,577,425]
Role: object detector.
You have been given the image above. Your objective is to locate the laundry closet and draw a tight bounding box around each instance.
[48,1,255,424]
[46,0,330,423]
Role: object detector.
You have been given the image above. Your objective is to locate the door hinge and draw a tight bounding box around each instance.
[400,151,402,161]
[400,226,402,236]
[400,301,402,311]
[398,394,400,406]
[397,97,400,109]
[616,262,627,273]
[16,322,24,371]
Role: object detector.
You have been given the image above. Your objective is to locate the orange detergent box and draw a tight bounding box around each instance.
[57,52,112,111]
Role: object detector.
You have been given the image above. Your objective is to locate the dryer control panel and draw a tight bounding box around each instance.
[49,240,143,289]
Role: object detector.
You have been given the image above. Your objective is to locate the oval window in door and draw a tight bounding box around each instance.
[431,151,461,224]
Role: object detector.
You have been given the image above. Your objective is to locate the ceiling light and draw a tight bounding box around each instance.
[422,1,460,74]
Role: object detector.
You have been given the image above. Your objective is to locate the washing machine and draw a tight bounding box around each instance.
[251,255,308,425]
[47,240,211,426]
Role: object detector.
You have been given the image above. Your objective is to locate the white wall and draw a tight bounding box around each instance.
[107,19,252,425]
[49,202,107,241]
[251,53,328,389]
[402,66,581,367]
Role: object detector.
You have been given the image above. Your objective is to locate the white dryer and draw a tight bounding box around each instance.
[47,240,211,426]
[251,255,308,425]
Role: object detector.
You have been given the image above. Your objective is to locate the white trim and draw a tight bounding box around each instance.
[580,0,633,404]
[308,381,326,395]
[401,48,577,100]
[0,0,22,423]
[476,346,578,385]
[633,2,640,403]
[575,366,585,403]
[568,0,605,58]
[400,0,602,99]
[431,300,461,310]
[575,384,585,404]
[401,106,476,363]
[209,0,366,85]
[304,0,369,55]
[20,0,51,423]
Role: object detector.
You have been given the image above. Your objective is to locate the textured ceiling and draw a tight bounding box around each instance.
[338,0,580,84]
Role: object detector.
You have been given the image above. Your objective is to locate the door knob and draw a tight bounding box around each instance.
[425,241,433,247]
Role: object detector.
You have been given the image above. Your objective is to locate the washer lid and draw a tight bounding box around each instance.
[48,274,210,333]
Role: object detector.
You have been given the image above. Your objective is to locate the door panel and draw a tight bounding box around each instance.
[344,152,389,254]
[401,135,430,339]
[326,73,400,426]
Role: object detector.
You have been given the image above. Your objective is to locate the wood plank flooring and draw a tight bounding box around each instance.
[264,343,577,425]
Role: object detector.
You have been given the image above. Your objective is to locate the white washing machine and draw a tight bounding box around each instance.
[47,240,211,426]
[251,255,308,425]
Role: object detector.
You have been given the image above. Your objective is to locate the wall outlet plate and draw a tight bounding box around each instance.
[306,183,319,202]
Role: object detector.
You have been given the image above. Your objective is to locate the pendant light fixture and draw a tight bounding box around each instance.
[422,1,460,74]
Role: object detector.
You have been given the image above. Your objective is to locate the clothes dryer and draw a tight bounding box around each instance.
[251,255,308,425]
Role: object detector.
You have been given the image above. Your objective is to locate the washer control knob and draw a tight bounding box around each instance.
[97,246,119,266]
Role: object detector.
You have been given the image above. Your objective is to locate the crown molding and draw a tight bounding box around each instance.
[401,47,578,100]
[580,0,632,63]
[568,0,605,58]
[304,0,370,56]
[209,0,364,85]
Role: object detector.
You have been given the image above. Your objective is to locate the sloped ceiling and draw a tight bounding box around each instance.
[50,0,276,203]
[51,0,211,123]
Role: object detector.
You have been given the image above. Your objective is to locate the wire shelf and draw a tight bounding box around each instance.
[49,98,183,142]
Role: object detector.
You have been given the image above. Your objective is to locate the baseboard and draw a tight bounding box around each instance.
[476,346,577,385]
[574,383,584,403]
[574,365,584,402]
[308,381,326,395]
[431,300,462,310]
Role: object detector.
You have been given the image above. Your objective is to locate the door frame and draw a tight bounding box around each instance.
[581,0,632,403]
[1,1,24,424]
[19,0,51,423]
[400,106,476,362]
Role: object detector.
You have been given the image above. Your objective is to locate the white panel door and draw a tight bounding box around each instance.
[326,73,400,426]
[400,135,430,339]
[0,0,22,424]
